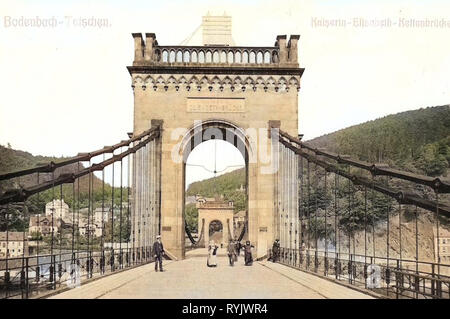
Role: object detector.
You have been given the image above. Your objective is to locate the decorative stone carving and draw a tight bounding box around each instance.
[132,74,300,92]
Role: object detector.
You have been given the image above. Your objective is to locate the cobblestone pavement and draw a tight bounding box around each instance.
[49,249,374,299]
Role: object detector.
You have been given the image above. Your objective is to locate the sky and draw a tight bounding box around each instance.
[185,140,245,188]
[0,0,449,186]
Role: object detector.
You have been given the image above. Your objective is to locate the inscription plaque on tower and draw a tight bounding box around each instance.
[187,98,245,113]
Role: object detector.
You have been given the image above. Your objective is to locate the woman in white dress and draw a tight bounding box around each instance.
[207,241,218,267]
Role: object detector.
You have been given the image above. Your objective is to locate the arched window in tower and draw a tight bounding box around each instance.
[169,50,176,63]
[191,51,198,63]
[183,51,190,63]
[213,51,219,63]
[162,50,168,62]
[176,50,183,63]
[249,51,256,64]
[235,51,241,63]
[257,51,263,64]
[272,51,279,63]
[264,51,271,64]
[198,51,205,63]
[220,51,227,63]
[227,51,234,63]
[206,51,212,63]
[242,51,249,64]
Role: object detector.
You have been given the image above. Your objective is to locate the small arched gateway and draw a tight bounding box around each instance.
[128,32,304,260]
[196,198,235,248]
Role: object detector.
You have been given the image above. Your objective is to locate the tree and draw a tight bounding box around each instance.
[0,205,29,232]
[30,231,43,241]
[104,218,130,243]
[185,203,198,233]
[307,218,334,243]
[416,143,448,176]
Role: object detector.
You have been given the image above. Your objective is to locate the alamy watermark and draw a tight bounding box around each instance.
[66,263,81,289]
[3,16,111,28]
[169,120,281,175]
[366,264,381,288]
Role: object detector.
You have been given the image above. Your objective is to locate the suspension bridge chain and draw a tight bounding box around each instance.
[272,128,450,299]
[0,124,162,299]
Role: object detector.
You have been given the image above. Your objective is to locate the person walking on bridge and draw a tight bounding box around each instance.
[244,241,254,266]
[227,239,237,266]
[234,240,239,262]
[207,241,218,267]
[236,241,242,256]
[153,235,164,272]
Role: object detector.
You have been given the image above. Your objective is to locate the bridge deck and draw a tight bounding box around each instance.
[49,249,374,299]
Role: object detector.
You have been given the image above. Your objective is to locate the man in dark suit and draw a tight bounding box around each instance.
[153,235,164,272]
[272,239,280,263]
[227,239,236,266]
[244,241,254,266]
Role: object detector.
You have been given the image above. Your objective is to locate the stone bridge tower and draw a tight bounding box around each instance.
[128,31,304,260]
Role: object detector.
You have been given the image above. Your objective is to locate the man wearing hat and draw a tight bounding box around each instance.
[153,235,165,272]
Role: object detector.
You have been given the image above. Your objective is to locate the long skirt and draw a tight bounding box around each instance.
[207,253,217,267]
[228,254,235,266]
[245,252,253,266]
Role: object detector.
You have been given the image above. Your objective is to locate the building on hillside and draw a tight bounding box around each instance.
[0,232,29,258]
[185,196,197,205]
[103,242,130,250]
[29,215,58,236]
[79,220,103,238]
[94,207,110,224]
[233,210,246,226]
[72,205,127,226]
[107,205,129,221]
[77,208,88,221]
[195,195,223,208]
[435,228,450,264]
[45,199,71,223]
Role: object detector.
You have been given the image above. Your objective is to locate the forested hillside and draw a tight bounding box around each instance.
[0,144,105,192]
[0,145,127,232]
[307,105,450,177]
[0,145,61,175]
[186,168,246,213]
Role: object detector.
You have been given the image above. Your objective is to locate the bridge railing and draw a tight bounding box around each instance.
[273,128,450,299]
[0,124,162,299]
[0,247,158,299]
[271,247,450,299]
[152,46,280,66]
